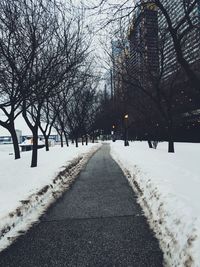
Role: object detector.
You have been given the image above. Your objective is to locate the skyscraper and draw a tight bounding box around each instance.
[128,1,159,84]
[111,39,129,100]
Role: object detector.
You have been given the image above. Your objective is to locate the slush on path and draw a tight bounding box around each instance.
[0,144,163,267]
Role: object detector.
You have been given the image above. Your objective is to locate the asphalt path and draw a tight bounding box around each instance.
[0,144,163,267]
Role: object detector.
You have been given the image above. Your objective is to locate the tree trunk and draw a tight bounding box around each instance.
[40,125,50,152]
[82,136,84,145]
[92,132,95,143]
[168,139,175,153]
[148,140,153,149]
[9,126,20,159]
[124,140,129,146]
[168,122,175,153]
[66,137,69,147]
[31,128,38,168]
[86,135,88,145]
[63,132,69,147]
[72,139,74,144]
[75,138,78,147]
[44,136,49,151]
[60,132,63,148]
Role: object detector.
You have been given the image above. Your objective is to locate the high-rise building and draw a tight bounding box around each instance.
[111,39,129,100]
[128,1,159,84]
[158,0,200,78]
[111,40,122,97]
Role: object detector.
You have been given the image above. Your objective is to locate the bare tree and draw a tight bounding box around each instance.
[0,0,30,159]
[0,0,93,167]
[39,100,57,151]
[59,63,100,147]
[19,1,91,167]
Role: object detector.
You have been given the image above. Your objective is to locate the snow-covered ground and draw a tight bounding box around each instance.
[0,142,101,252]
[110,141,200,267]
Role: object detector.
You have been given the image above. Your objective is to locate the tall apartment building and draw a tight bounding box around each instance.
[111,40,122,97]
[111,39,129,100]
[128,1,159,84]
[158,0,200,78]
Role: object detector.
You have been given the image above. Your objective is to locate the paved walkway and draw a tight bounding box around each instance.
[0,144,163,267]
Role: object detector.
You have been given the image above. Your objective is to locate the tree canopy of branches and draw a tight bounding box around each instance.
[0,0,100,167]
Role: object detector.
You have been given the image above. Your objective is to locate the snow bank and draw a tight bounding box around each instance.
[110,141,200,267]
[0,143,101,252]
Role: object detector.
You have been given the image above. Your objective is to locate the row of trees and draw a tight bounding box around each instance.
[93,0,200,153]
[0,0,101,167]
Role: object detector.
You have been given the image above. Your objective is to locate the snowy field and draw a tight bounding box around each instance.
[0,142,101,252]
[0,144,13,153]
[110,141,200,267]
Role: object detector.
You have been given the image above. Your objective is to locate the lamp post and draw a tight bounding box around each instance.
[111,124,116,142]
[124,114,129,146]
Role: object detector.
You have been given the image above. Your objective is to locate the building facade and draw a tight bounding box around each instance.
[111,39,129,101]
[128,0,159,84]
[158,0,200,78]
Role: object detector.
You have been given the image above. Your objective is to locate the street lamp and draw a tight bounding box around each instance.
[124,114,128,119]
[111,125,116,142]
[124,114,129,146]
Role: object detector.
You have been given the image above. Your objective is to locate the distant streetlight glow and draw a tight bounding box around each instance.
[124,114,129,146]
